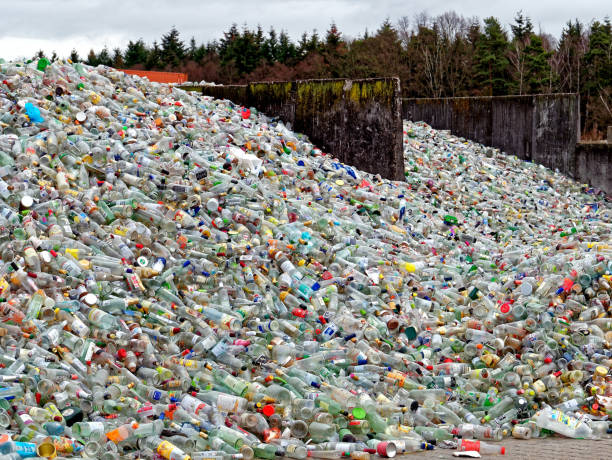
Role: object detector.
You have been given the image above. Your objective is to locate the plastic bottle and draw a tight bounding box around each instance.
[457,439,506,455]
[533,406,593,439]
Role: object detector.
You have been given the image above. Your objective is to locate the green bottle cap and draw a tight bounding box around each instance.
[37,58,50,72]
[404,326,417,340]
[352,407,366,419]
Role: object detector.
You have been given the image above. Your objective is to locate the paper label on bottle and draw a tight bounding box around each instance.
[280,260,295,273]
[217,393,240,413]
[178,358,197,369]
[157,440,175,458]
[82,341,96,362]
[180,394,205,414]
[19,413,34,426]
[0,276,8,296]
[15,441,37,455]
[71,317,89,337]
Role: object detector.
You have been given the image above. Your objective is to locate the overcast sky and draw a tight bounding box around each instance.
[0,1,609,60]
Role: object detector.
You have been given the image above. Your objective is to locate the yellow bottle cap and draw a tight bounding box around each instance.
[594,366,608,377]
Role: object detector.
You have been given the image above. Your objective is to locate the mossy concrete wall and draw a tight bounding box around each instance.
[402,94,595,189]
[198,78,404,181]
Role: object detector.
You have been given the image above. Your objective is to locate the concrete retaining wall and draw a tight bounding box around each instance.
[574,142,612,194]
[402,94,612,194]
[403,94,580,168]
[190,78,404,181]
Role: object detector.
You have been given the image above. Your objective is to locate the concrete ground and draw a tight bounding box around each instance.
[396,437,612,460]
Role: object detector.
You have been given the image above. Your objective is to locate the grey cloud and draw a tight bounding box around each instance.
[0,0,609,59]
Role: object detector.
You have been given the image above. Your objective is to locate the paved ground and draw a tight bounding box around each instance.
[395,437,612,460]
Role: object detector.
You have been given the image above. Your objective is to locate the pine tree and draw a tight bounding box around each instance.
[298,32,310,58]
[508,11,535,94]
[277,31,297,64]
[323,22,345,77]
[160,27,186,69]
[584,19,612,93]
[112,48,124,69]
[124,39,149,68]
[219,23,240,66]
[583,19,612,134]
[145,41,163,70]
[69,49,80,63]
[192,43,208,63]
[97,48,112,66]
[524,35,551,93]
[236,26,263,75]
[255,26,266,62]
[474,17,510,95]
[263,27,278,63]
[511,11,533,42]
[325,22,342,48]
[188,37,197,60]
[308,30,321,52]
[86,49,98,66]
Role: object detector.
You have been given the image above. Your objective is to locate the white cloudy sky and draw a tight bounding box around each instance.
[0,0,609,60]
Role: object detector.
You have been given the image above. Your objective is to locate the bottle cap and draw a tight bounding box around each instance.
[376,441,397,458]
[83,293,98,306]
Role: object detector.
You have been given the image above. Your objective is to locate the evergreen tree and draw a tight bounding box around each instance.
[206,40,219,54]
[112,48,125,68]
[523,34,552,93]
[219,23,240,66]
[236,26,263,74]
[96,47,112,66]
[298,32,310,58]
[277,30,297,63]
[508,11,535,94]
[86,49,98,66]
[474,17,510,95]
[69,49,80,63]
[124,39,149,68]
[188,37,197,60]
[255,26,266,62]
[582,19,612,133]
[262,27,278,63]
[511,11,533,42]
[145,41,163,70]
[583,19,612,94]
[192,43,208,62]
[218,24,265,76]
[325,22,342,48]
[308,30,321,52]
[160,27,186,68]
[323,22,345,77]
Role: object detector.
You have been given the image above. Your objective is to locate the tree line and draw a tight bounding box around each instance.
[42,11,611,138]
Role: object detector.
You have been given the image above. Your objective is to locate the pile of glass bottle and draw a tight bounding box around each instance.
[0,58,609,459]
